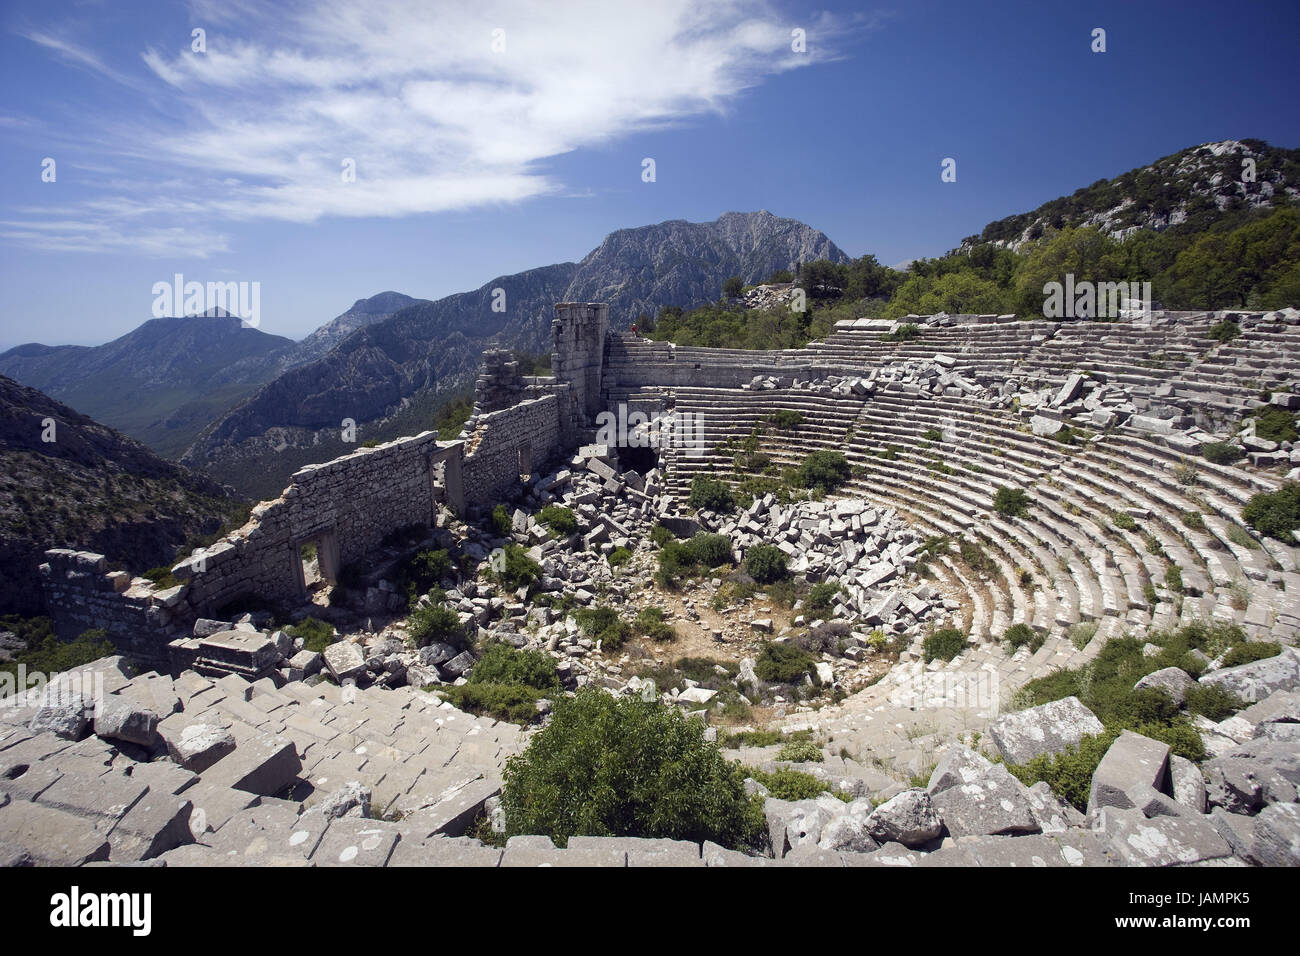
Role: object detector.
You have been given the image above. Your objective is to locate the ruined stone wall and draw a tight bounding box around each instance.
[461,394,562,510]
[40,550,178,666]
[603,336,837,392]
[551,303,608,437]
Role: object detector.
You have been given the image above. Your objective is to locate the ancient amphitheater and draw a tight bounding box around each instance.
[3,303,1299,867]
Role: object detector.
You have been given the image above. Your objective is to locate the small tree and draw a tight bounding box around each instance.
[688,476,736,513]
[993,486,1030,518]
[500,690,765,849]
[745,544,788,584]
[722,276,744,298]
[794,451,851,493]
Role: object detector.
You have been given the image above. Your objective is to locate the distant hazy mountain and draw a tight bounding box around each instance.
[965,139,1300,251]
[0,314,296,459]
[185,210,847,498]
[0,375,236,615]
[282,291,429,368]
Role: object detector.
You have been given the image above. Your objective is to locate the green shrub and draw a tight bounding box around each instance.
[922,427,943,442]
[880,322,920,342]
[650,524,676,548]
[574,606,631,650]
[1007,732,1117,812]
[492,544,542,590]
[923,628,967,663]
[803,582,841,616]
[747,766,836,801]
[469,643,559,692]
[1252,406,1299,443]
[1207,319,1241,342]
[1242,482,1300,543]
[537,505,577,536]
[1184,684,1246,721]
[1220,641,1281,668]
[993,486,1030,518]
[491,504,513,536]
[1112,511,1138,532]
[1202,441,1243,465]
[793,451,851,493]
[688,476,737,513]
[1003,622,1042,652]
[396,548,452,604]
[655,541,695,588]
[407,598,465,649]
[0,626,116,698]
[775,740,823,763]
[685,532,733,568]
[768,409,804,430]
[745,544,788,584]
[633,606,677,642]
[959,538,995,574]
[500,690,765,849]
[287,617,335,654]
[1165,565,1184,594]
[1180,511,1206,532]
[755,641,816,684]
[141,566,180,589]
[437,683,547,724]
[607,547,632,568]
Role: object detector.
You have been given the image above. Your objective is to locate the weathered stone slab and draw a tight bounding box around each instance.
[1199,648,1300,703]
[864,789,942,848]
[987,696,1105,765]
[1087,731,1170,817]
[0,800,111,865]
[93,696,159,747]
[1247,803,1300,866]
[927,747,1040,838]
[1094,806,1233,866]
[202,731,302,797]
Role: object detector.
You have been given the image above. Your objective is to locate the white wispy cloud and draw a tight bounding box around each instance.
[8,0,878,256]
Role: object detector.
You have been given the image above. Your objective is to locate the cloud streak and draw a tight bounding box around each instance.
[8,0,876,256]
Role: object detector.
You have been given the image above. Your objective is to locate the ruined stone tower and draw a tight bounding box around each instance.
[551,302,608,431]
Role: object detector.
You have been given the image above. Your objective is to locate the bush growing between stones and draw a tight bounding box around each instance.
[993,486,1030,517]
[407,597,465,649]
[607,547,632,568]
[1180,511,1206,531]
[649,524,676,548]
[437,683,547,724]
[142,566,180,589]
[923,628,967,663]
[745,544,788,584]
[1220,640,1281,668]
[1201,441,1243,465]
[1003,622,1042,653]
[491,504,512,536]
[1252,406,1299,443]
[1207,319,1241,342]
[1243,482,1300,544]
[958,538,995,574]
[537,505,577,537]
[688,476,737,513]
[287,617,335,653]
[803,581,841,616]
[655,541,694,588]
[1111,511,1138,532]
[880,322,920,342]
[1007,732,1116,812]
[922,427,943,442]
[574,606,631,650]
[1164,565,1184,594]
[685,532,733,567]
[492,544,542,591]
[768,409,804,430]
[776,740,823,763]
[500,690,765,850]
[469,643,559,692]
[633,606,676,642]
[747,766,842,801]
[755,641,816,684]
[1184,684,1246,721]
[793,451,851,493]
[396,548,452,605]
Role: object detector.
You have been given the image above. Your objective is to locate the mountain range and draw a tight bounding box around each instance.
[0,374,237,615]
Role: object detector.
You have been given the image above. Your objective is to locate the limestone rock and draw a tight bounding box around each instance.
[987,695,1105,765]
[864,789,943,848]
[93,696,160,747]
[1087,730,1170,818]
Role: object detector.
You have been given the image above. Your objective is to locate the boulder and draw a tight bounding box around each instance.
[864,789,943,848]
[1198,647,1300,703]
[92,696,160,747]
[322,641,367,684]
[1087,730,1170,817]
[318,781,372,820]
[1169,754,1207,814]
[926,746,1040,838]
[1094,806,1233,866]
[1134,667,1197,706]
[1247,803,1300,866]
[167,724,237,773]
[27,691,90,740]
[987,696,1105,765]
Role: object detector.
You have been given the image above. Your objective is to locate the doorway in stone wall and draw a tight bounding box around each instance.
[518,444,532,482]
[295,530,340,596]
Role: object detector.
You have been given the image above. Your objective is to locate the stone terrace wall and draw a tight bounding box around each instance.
[604,335,844,392]
[461,395,562,510]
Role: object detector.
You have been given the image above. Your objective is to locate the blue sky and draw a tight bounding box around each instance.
[1,0,1297,350]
